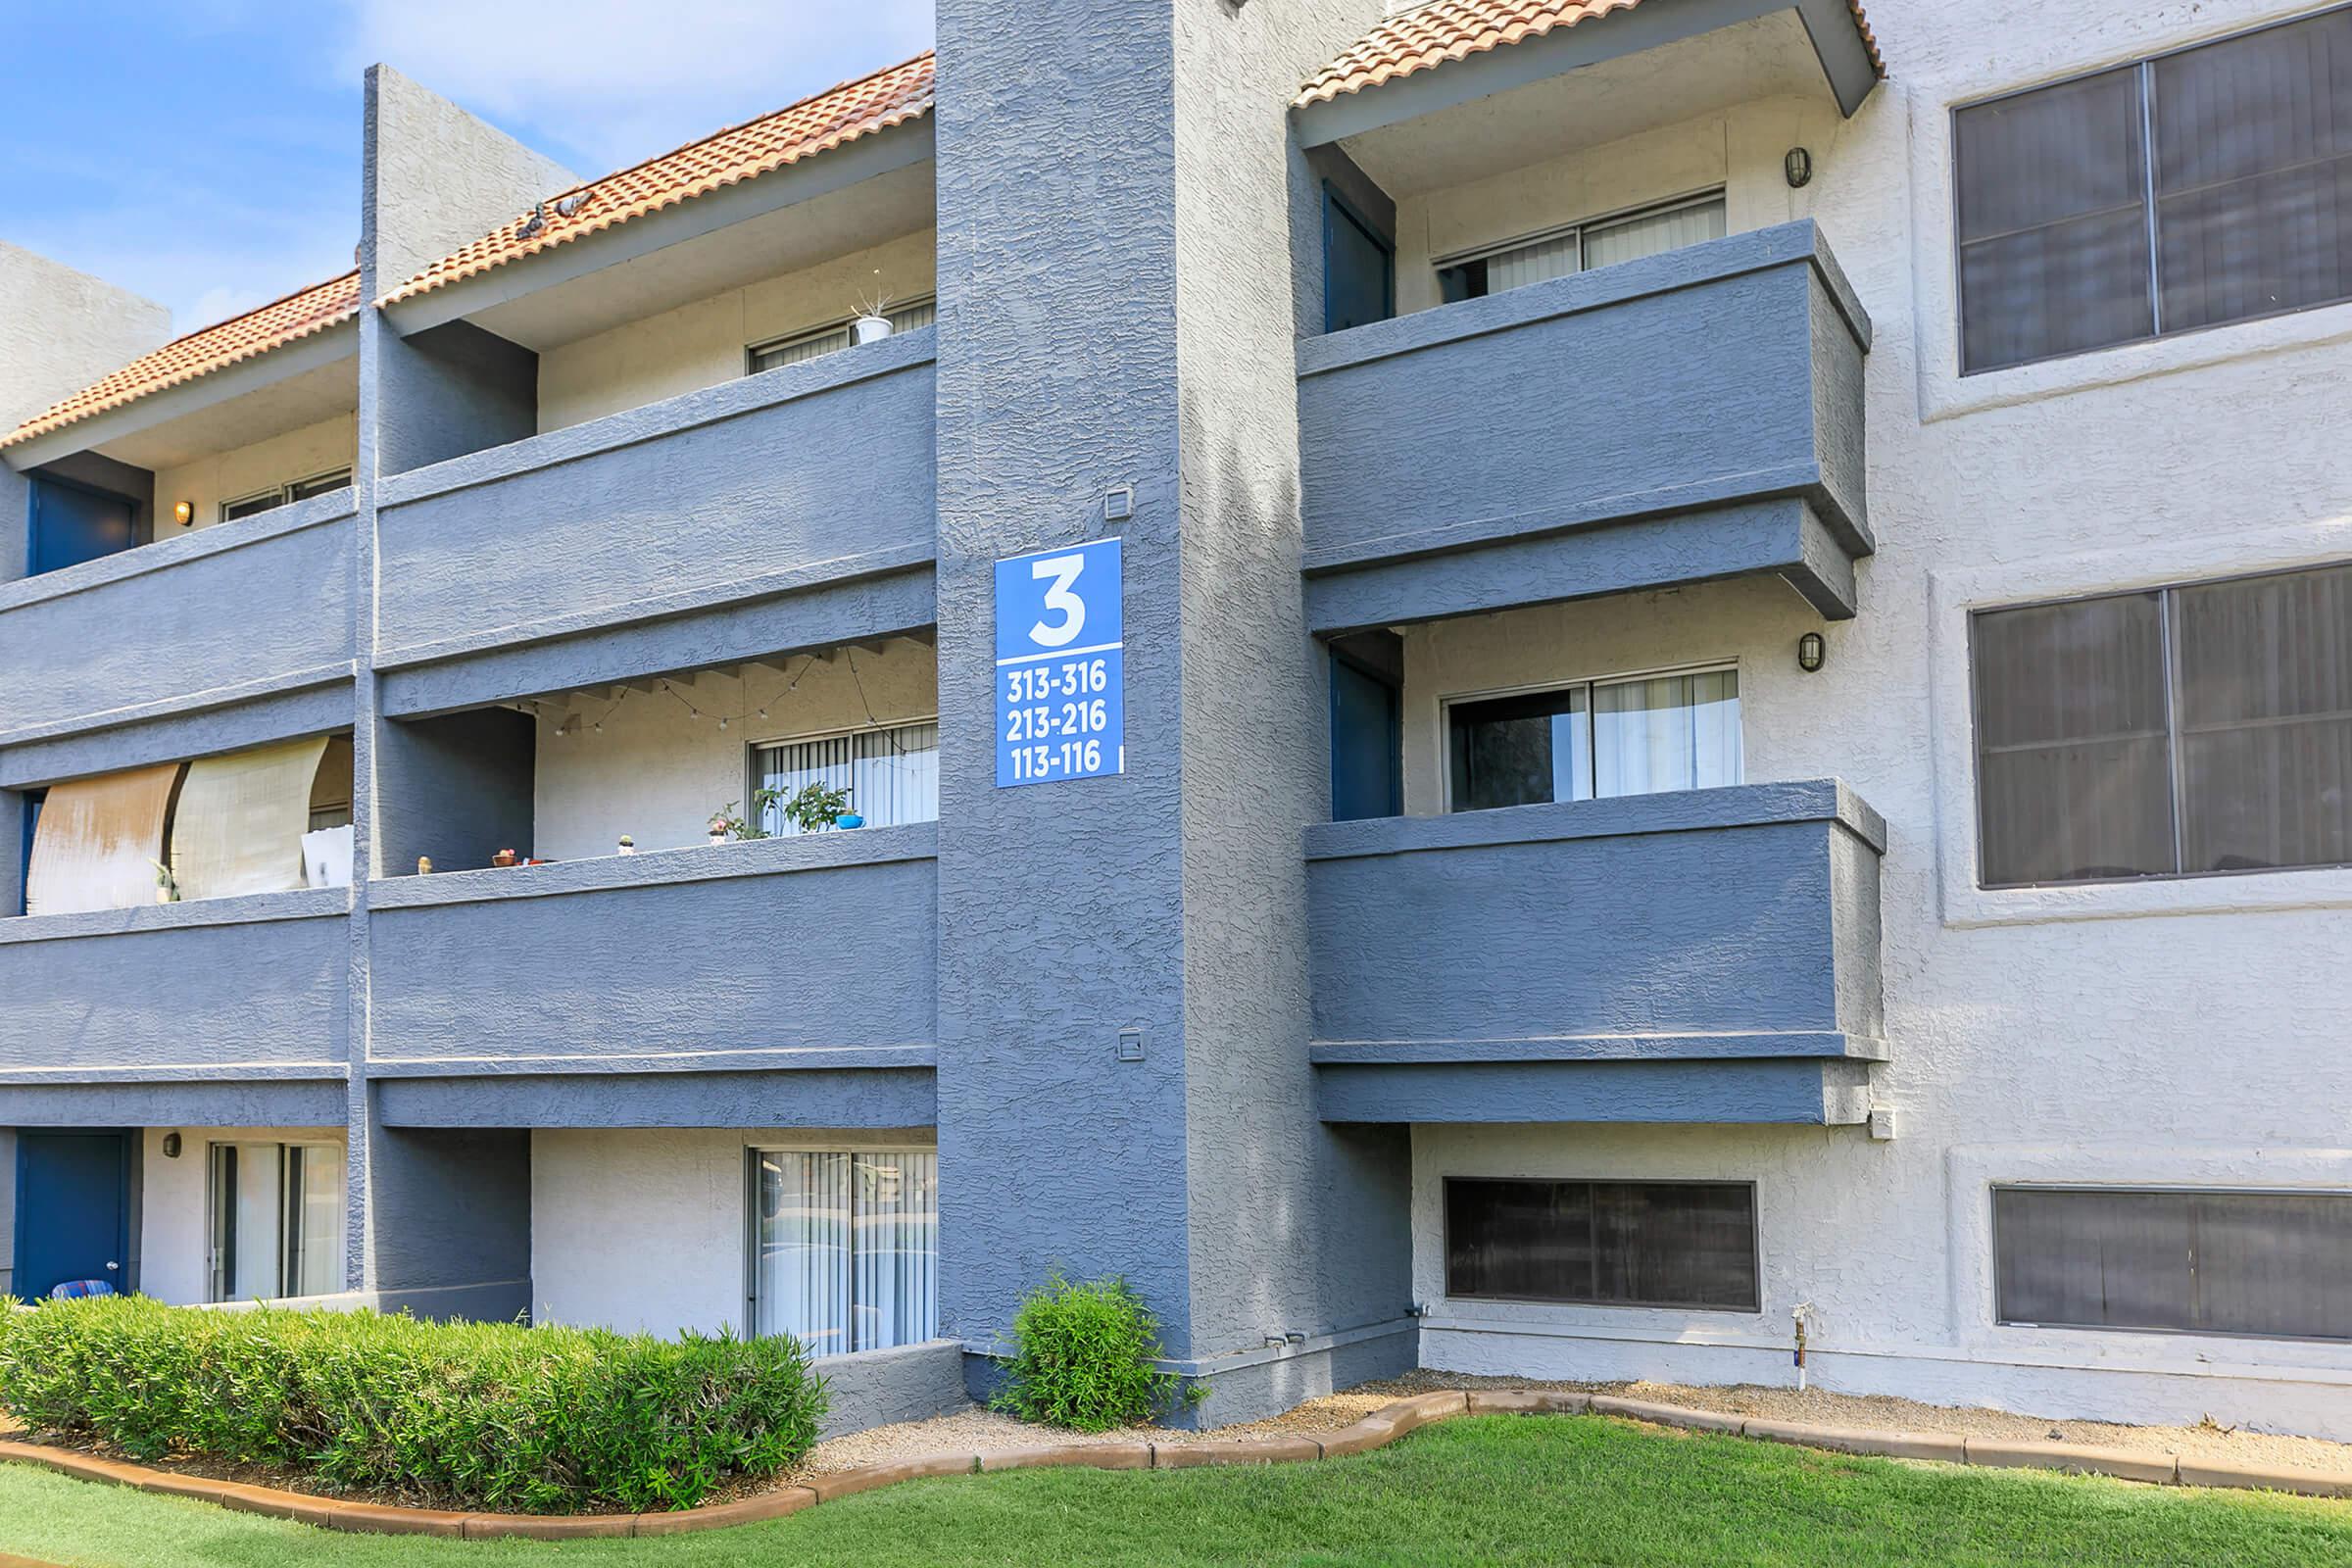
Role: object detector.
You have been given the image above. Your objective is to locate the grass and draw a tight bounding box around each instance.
[0,1415,2347,1567]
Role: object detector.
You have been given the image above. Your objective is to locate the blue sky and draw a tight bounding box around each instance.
[0,1,933,330]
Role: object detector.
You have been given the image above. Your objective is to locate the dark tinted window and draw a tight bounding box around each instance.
[1449,687,1583,812]
[1446,1179,1758,1311]
[1954,8,2352,372]
[1995,1187,2352,1340]
[1323,185,1393,334]
[1971,563,2352,886]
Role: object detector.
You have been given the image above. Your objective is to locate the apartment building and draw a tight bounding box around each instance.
[1,0,2347,1438]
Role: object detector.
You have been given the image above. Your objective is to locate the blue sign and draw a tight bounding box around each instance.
[995,538,1125,787]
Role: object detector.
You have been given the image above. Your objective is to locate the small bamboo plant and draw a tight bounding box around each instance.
[149,859,179,904]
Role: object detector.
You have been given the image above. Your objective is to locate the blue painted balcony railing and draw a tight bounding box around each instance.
[364,824,940,1128]
[371,328,939,717]
[0,890,352,1127]
[1296,221,1872,633]
[1303,781,1886,1125]
[0,490,357,758]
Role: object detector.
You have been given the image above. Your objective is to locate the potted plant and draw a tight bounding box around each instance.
[779,782,853,834]
[709,786,784,843]
[851,270,894,346]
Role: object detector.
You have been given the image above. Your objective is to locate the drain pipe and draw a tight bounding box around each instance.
[1790,1301,1814,1393]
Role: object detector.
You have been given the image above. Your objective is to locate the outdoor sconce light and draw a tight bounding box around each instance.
[162,1132,181,1158]
[1797,631,1826,673]
[172,500,194,527]
[1785,147,1814,188]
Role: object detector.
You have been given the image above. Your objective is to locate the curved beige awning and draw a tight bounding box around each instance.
[25,761,183,916]
[169,735,333,903]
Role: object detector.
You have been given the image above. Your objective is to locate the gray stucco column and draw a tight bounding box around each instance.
[932,0,1412,1426]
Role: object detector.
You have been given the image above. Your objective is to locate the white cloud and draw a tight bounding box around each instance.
[344,0,935,174]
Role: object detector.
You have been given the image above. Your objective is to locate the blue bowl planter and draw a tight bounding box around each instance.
[835,813,865,829]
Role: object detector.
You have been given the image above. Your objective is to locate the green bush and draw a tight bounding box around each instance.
[988,1274,1198,1432]
[0,1297,825,1513]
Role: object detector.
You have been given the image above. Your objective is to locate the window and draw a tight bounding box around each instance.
[753,720,939,835]
[1438,193,1727,302]
[1995,1186,2352,1341]
[1970,563,2352,887]
[220,468,353,523]
[1323,182,1394,333]
[748,299,937,375]
[208,1142,343,1302]
[750,1150,938,1354]
[1955,6,2352,373]
[1447,667,1740,812]
[1446,1178,1759,1311]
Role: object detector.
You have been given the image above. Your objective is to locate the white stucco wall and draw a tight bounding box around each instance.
[529,1127,935,1337]
[534,228,935,432]
[0,241,171,430]
[138,1126,346,1306]
[149,413,357,533]
[1393,0,2352,1439]
[531,640,937,861]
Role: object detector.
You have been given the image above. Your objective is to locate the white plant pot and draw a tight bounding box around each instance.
[853,315,893,346]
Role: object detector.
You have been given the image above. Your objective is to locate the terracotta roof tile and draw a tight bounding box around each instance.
[1297,0,1883,108]
[2,270,360,451]
[380,51,935,308]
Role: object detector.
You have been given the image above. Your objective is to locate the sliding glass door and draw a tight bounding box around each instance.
[751,1150,939,1354]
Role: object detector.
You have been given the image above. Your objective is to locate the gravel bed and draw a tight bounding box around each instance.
[804,1373,2352,1477]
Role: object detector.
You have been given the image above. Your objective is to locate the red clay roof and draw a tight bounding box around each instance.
[380,51,936,308]
[1298,0,1884,108]
[1,270,360,451]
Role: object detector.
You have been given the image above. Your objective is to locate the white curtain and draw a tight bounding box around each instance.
[224,1143,283,1301]
[756,1150,937,1355]
[1592,670,1741,799]
[757,722,939,834]
[1488,231,1581,292]
[1583,198,1727,270]
[853,1153,939,1351]
[288,1145,345,1298]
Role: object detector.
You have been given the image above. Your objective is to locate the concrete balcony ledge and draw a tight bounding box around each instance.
[0,885,347,945]
[1305,780,1886,1125]
[0,490,357,750]
[368,821,938,909]
[372,330,939,709]
[1297,221,1872,631]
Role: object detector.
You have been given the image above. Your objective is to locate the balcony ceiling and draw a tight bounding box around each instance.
[94,346,358,473]
[404,153,936,354]
[1335,9,1831,196]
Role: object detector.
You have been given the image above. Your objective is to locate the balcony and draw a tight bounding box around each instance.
[1303,781,1885,1125]
[371,327,939,717]
[365,825,939,1128]
[1296,221,1870,633]
[0,890,350,1125]
[0,489,356,753]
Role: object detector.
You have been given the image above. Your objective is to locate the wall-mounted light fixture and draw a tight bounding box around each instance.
[1784,147,1814,189]
[162,1132,181,1158]
[1797,631,1826,673]
[172,501,194,527]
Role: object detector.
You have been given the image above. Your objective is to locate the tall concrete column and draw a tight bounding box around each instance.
[933,0,1411,1425]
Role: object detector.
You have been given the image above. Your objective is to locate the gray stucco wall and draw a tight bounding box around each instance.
[1296,221,1871,624]
[817,1339,969,1438]
[372,706,535,877]
[0,495,354,747]
[365,1121,532,1299]
[374,319,539,478]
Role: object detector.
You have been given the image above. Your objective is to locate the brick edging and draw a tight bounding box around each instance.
[1,1390,2344,1539]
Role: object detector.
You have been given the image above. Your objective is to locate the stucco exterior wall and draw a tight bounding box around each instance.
[529,1127,935,1337]
[138,1125,346,1307]
[0,241,171,432]
[1394,0,2352,1436]
[530,640,936,860]
[534,228,935,432]
[152,413,357,533]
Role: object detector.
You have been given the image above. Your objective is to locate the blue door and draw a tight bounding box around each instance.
[28,476,137,575]
[1330,650,1402,821]
[15,1132,130,1300]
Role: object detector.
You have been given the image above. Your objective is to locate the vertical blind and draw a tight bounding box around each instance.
[1441,195,1727,300]
[1956,6,2352,372]
[750,299,936,373]
[1972,563,2352,885]
[1995,1187,2352,1340]
[754,1151,939,1354]
[755,721,939,834]
[210,1142,343,1303]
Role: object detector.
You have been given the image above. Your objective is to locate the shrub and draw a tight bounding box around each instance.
[0,1297,825,1513]
[988,1274,1198,1432]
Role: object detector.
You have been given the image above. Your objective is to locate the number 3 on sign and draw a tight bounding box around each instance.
[994,538,1125,788]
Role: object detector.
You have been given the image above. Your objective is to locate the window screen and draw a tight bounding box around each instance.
[1446,1178,1759,1310]
[748,299,935,375]
[1971,563,2352,886]
[1955,7,2352,372]
[1995,1187,2352,1340]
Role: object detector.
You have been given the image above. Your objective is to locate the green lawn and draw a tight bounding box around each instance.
[0,1415,2346,1568]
